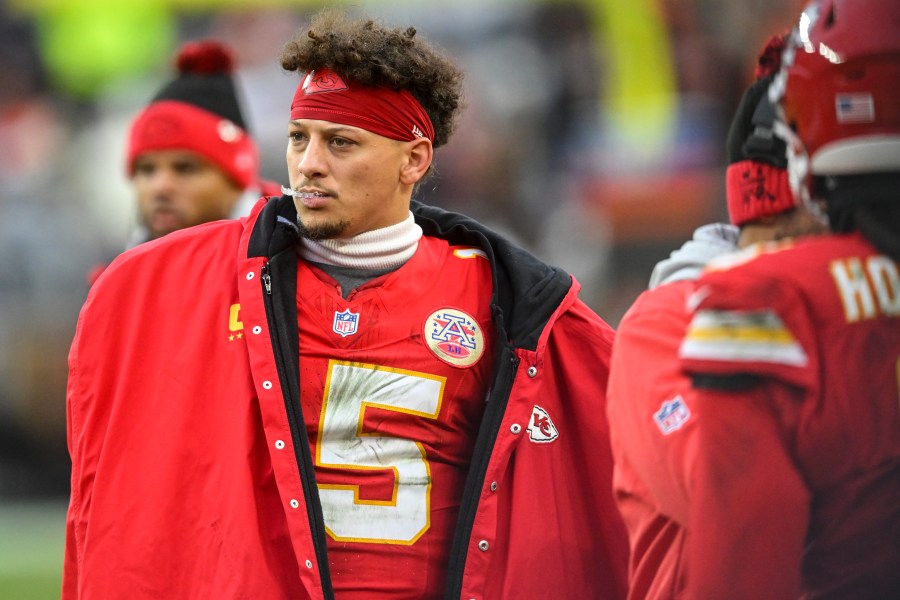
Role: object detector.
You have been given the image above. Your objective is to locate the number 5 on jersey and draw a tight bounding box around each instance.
[316,360,445,544]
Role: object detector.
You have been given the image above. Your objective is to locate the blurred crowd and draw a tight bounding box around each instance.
[0,0,799,498]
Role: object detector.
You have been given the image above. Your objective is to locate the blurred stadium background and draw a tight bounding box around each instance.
[1,0,802,596]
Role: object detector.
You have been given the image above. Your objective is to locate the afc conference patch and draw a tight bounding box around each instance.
[424,307,485,368]
[332,308,359,337]
[653,395,691,435]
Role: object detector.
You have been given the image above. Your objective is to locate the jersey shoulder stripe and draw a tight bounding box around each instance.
[679,308,808,367]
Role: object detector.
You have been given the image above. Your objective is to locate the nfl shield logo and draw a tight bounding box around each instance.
[653,395,691,435]
[332,309,359,337]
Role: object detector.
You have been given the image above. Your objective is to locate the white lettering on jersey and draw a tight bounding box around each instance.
[830,256,900,323]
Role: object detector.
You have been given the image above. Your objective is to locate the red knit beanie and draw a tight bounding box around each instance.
[126,40,259,189]
[725,34,796,226]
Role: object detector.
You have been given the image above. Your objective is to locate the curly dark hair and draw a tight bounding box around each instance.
[280,8,464,149]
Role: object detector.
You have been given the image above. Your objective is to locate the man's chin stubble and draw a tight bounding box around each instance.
[297,217,350,241]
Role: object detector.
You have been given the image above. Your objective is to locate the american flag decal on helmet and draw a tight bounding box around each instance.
[835,93,875,124]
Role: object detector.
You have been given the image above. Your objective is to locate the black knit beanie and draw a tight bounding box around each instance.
[150,41,247,130]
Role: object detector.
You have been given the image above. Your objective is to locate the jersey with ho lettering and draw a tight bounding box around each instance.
[296,235,495,599]
[677,232,900,599]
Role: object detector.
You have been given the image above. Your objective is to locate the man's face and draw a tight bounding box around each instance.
[285,119,415,240]
[132,150,243,240]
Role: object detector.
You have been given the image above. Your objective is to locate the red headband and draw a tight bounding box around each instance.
[725,160,796,226]
[290,69,434,143]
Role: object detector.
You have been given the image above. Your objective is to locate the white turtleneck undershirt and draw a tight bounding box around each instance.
[297,211,422,271]
[297,212,423,298]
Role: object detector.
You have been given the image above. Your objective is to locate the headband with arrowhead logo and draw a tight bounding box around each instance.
[290,69,434,143]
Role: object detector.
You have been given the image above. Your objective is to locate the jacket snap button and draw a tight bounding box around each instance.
[527,366,537,377]
[478,540,489,551]
[510,423,522,434]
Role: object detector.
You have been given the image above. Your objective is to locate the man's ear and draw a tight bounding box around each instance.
[400,138,433,185]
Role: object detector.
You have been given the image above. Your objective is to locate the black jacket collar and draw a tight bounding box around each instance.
[247,195,573,350]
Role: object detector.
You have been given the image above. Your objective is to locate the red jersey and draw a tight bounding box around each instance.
[297,237,495,598]
[677,232,900,599]
[606,281,695,599]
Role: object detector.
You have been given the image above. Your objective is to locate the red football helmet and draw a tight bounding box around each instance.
[770,0,900,204]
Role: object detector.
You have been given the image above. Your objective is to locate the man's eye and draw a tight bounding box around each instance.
[175,162,199,174]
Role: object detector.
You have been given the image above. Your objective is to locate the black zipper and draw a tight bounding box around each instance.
[262,266,272,295]
[260,261,335,599]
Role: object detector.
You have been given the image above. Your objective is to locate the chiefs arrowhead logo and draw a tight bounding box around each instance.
[302,69,349,95]
[527,405,559,443]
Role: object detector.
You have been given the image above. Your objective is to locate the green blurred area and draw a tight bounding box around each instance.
[9,0,176,99]
[1,573,62,600]
[0,502,66,599]
[8,0,678,147]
